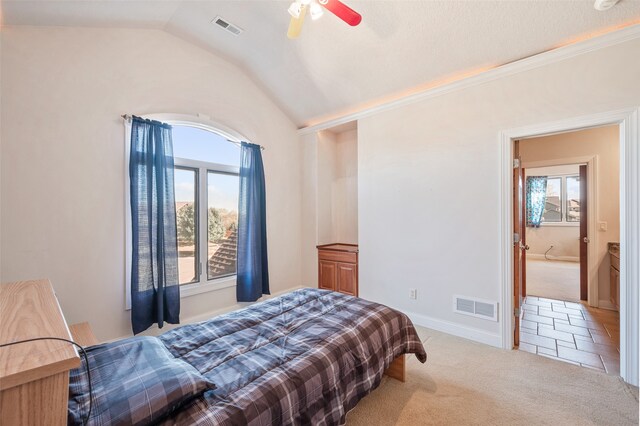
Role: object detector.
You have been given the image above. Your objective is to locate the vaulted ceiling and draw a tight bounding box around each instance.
[3,1,640,127]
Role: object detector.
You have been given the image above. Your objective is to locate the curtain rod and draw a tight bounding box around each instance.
[121,114,265,150]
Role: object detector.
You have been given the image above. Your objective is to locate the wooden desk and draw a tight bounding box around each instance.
[0,279,80,425]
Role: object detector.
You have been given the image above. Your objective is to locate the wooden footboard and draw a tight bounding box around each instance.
[383,354,405,382]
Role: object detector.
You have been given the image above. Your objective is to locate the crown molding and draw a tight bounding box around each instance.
[298,23,640,135]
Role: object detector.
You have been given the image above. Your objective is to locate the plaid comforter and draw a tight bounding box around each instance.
[158,288,427,426]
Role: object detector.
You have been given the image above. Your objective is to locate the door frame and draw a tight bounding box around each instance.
[499,108,639,386]
[521,155,597,305]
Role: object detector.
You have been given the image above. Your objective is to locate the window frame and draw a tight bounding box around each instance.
[538,174,580,227]
[173,156,240,297]
[125,114,249,310]
[565,175,581,223]
[174,165,200,286]
[205,169,241,282]
[540,176,563,223]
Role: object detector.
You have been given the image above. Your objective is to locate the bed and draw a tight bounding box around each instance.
[69,288,427,426]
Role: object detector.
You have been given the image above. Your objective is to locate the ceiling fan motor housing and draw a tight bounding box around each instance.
[593,0,620,11]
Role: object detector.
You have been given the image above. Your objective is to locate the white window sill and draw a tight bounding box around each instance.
[180,276,237,298]
[539,222,580,227]
[124,276,236,311]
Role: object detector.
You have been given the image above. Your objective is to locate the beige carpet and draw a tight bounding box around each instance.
[527,259,580,302]
[346,327,638,425]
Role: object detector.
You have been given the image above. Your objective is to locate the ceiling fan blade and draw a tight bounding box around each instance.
[287,5,307,39]
[319,0,362,26]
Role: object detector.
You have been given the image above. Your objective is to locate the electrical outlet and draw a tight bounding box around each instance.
[409,288,417,300]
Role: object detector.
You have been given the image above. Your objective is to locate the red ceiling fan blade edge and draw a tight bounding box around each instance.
[320,0,362,26]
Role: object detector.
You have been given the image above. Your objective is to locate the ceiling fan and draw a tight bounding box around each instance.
[287,0,362,39]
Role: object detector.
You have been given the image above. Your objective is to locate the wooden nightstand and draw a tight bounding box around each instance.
[317,244,359,296]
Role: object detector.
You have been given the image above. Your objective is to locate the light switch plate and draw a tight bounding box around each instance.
[598,221,608,231]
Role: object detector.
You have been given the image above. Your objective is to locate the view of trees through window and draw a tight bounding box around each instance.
[175,167,198,284]
[172,125,240,285]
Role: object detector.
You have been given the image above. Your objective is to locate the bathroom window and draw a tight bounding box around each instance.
[541,177,562,222]
[565,176,581,222]
[540,175,580,225]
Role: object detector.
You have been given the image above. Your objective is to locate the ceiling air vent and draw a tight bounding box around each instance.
[453,296,498,321]
[212,16,243,36]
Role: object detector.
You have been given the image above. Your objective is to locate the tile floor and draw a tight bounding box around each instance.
[518,296,620,375]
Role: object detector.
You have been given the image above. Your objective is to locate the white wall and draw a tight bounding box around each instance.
[332,129,358,244]
[527,227,580,259]
[520,126,620,306]
[317,130,338,245]
[301,132,319,288]
[353,38,639,342]
[0,27,302,341]
[0,32,3,274]
[316,128,358,245]
[524,164,581,260]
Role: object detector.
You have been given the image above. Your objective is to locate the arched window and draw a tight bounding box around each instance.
[125,114,247,306]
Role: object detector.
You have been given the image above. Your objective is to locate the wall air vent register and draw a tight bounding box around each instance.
[454,295,498,321]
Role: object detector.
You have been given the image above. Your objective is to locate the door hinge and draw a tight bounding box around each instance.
[514,307,521,317]
[513,233,520,244]
[513,158,520,169]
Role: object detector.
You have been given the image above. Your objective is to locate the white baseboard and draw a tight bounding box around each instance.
[597,299,618,311]
[403,310,502,348]
[527,254,579,262]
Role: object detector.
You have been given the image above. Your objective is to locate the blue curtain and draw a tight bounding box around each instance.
[129,116,180,334]
[526,176,548,228]
[236,142,270,302]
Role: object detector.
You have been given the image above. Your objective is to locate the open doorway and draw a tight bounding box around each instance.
[523,164,584,302]
[514,125,621,374]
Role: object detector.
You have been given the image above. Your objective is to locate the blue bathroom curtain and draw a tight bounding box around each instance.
[526,176,548,228]
[236,142,270,302]
[129,116,180,334]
